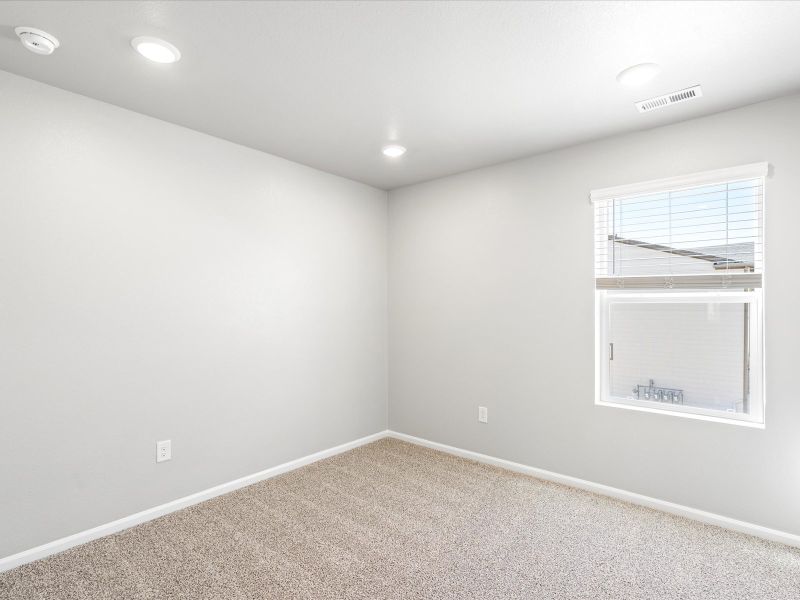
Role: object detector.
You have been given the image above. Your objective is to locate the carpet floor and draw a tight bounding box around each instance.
[2,437,799,599]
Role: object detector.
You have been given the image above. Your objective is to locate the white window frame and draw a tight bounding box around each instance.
[592,163,767,428]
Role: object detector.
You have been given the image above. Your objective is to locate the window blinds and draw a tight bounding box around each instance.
[592,164,766,290]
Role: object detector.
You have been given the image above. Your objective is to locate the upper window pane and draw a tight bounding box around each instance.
[594,178,763,278]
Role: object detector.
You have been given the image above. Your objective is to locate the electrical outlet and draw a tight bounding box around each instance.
[478,406,488,423]
[156,440,171,463]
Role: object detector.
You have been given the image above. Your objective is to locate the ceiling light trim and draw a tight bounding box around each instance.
[131,36,181,64]
[616,62,660,87]
[382,144,407,158]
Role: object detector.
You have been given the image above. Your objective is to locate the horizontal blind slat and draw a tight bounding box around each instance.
[604,222,760,238]
[596,273,762,290]
[603,194,762,215]
[593,207,762,225]
[595,184,763,209]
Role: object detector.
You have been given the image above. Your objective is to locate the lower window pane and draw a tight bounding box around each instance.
[608,300,749,415]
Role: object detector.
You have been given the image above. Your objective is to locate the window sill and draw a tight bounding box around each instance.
[595,399,765,429]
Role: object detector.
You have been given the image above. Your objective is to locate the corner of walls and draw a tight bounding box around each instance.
[384,92,800,538]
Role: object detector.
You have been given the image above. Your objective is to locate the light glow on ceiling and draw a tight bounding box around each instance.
[131,36,181,64]
[382,144,407,158]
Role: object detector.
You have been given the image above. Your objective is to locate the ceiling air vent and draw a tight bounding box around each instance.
[636,85,703,113]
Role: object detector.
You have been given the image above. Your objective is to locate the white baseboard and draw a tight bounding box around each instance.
[388,430,800,549]
[4,428,796,574]
[0,430,390,573]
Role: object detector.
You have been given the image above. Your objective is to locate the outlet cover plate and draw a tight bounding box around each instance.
[156,440,171,463]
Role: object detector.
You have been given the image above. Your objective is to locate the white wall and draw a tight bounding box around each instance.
[0,71,388,558]
[389,93,800,536]
[3,65,798,559]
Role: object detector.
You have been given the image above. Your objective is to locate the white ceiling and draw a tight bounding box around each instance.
[1,1,799,190]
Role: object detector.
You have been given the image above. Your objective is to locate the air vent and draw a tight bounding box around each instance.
[636,85,703,113]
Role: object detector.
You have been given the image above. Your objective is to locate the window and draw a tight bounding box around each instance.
[592,163,766,425]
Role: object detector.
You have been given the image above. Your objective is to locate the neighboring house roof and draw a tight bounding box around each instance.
[609,236,755,270]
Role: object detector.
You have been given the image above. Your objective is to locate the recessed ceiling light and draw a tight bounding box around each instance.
[14,26,60,56]
[131,36,181,64]
[382,144,407,158]
[616,63,660,87]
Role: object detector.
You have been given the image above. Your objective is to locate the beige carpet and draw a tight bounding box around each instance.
[2,438,799,599]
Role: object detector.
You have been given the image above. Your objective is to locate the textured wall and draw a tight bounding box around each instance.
[0,71,388,558]
[389,93,800,536]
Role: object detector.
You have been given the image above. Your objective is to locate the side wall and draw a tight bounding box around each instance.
[388,93,800,536]
[0,71,388,558]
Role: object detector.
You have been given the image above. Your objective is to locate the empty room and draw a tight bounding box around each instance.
[1,1,799,598]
